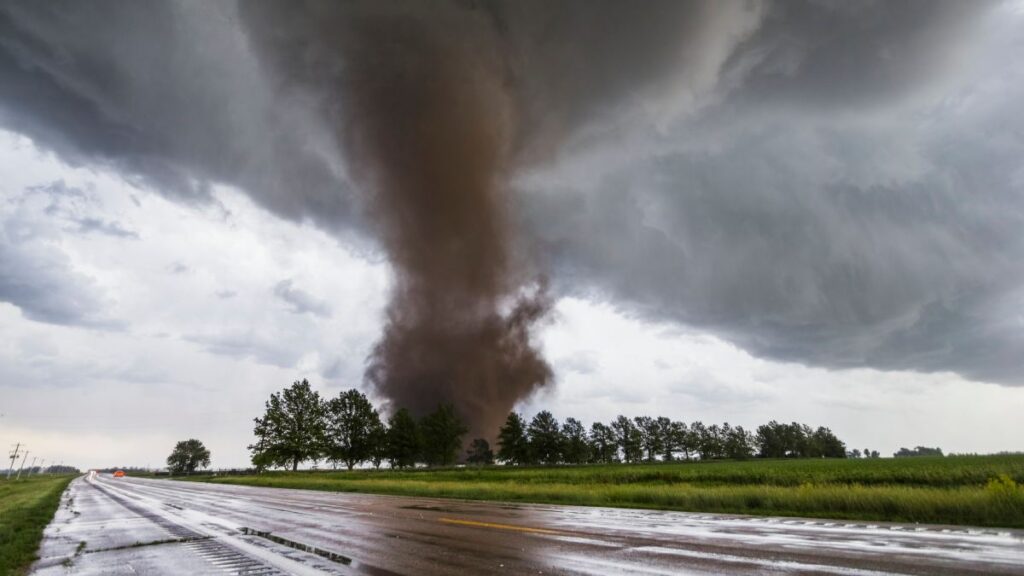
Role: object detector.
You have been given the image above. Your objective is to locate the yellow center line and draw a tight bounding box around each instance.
[437,517,567,536]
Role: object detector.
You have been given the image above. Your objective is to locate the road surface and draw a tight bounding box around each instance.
[31,473,1024,575]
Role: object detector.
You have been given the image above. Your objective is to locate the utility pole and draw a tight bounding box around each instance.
[36,459,46,476]
[16,450,29,480]
[7,443,21,479]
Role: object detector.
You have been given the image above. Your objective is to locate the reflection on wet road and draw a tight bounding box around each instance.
[32,474,1024,575]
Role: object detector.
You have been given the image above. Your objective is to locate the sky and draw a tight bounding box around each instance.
[2,1,1024,469]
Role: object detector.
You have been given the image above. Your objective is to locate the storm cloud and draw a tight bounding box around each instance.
[1,0,1022,406]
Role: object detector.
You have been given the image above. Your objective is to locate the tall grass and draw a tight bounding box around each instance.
[201,455,1024,528]
[0,475,75,576]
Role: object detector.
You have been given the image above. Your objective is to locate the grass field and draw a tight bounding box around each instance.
[0,475,75,576]
[198,455,1024,528]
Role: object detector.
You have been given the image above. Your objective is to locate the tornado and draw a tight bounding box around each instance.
[240,0,764,439]
[344,5,555,439]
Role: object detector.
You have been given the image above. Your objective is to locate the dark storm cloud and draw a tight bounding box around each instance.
[1,0,1022,391]
[273,279,332,319]
[523,0,1024,384]
[0,1,361,235]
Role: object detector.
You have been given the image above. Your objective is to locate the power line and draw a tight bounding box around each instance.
[15,450,29,480]
[7,443,21,479]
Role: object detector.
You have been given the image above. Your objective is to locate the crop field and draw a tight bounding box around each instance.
[199,455,1024,528]
[0,475,75,576]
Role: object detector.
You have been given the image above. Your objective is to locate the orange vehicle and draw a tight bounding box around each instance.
[112,470,126,478]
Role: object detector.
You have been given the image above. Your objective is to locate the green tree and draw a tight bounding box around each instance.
[894,446,943,458]
[166,439,211,475]
[528,411,564,464]
[420,404,468,467]
[588,422,619,463]
[634,416,665,462]
[385,408,420,469]
[611,415,643,463]
[496,412,530,465]
[689,421,710,459]
[723,424,755,460]
[755,421,789,458]
[812,427,847,458]
[466,438,494,465]
[369,418,387,469]
[655,417,675,461]
[561,417,591,464]
[325,389,383,470]
[249,379,326,471]
[667,420,689,460]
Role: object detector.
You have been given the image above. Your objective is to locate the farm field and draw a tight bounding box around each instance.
[0,475,75,576]
[197,455,1024,528]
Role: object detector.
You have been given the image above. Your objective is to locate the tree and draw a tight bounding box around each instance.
[655,417,676,461]
[466,438,494,465]
[528,411,564,464]
[697,423,725,459]
[755,421,789,458]
[497,412,530,465]
[325,389,383,470]
[894,446,944,458]
[249,379,326,471]
[667,420,689,460]
[386,408,420,469]
[369,418,387,469]
[689,421,709,459]
[681,422,701,460]
[756,421,812,458]
[811,427,847,458]
[634,416,665,462]
[611,415,643,463]
[723,424,755,460]
[561,418,591,464]
[420,404,468,467]
[588,422,619,463]
[166,439,211,476]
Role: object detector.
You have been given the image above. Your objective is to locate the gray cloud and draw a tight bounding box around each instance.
[168,262,190,275]
[273,279,332,319]
[0,225,117,328]
[0,0,1021,389]
[24,180,139,238]
[0,1,362,238]
[0,181,123,328]
[68,216,138,239]
[523,1,1024,384]
[183,330,302,369]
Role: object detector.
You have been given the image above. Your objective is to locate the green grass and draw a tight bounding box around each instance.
[197,456,1024,528]
[0,475,75,576]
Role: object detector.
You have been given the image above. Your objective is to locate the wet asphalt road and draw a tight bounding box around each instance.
[31,473,1024,575]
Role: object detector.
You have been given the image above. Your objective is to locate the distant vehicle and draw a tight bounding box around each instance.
[113,470,126,478]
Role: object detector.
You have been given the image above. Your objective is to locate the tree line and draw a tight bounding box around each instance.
[249,379,849,471]
[894,446,944,458]
[495,413,847,465]
[249,379,467,470]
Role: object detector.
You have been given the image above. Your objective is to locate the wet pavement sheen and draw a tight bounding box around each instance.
[31,473,1024,575]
